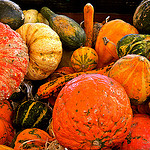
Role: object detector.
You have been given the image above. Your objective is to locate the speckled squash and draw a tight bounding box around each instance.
[16,23,62,80]
[40,7,86,50]
[71,46,98,72]
[120,113,150,149]
[108,54,150,105]
[117,34,150,59]
[53,74,133,149]
[0,22,29,100]
[133,0,150,34]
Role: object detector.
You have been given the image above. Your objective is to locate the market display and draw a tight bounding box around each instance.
[0,0,149,149]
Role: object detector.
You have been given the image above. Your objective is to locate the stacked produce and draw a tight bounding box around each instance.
[0,0,149,149]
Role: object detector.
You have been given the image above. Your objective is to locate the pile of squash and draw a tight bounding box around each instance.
[0,0,150,149]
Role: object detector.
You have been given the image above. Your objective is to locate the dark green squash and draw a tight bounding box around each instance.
[40,6,86,50]
[13,100,52,132]
[0,0,24,30]
[133,0,150,34]
[117,34,150,59]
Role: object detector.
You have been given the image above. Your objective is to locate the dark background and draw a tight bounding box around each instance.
[13,0,142,14]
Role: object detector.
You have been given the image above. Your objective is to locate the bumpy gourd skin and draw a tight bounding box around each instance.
[53,74,133,150]
[0,22,29,100]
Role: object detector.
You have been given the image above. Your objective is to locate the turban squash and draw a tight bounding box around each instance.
[16,23,62,80]
[0,22,29,100]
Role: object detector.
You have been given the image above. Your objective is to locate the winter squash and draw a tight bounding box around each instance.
[23,9,49,25]
[40,7,86,50]
[16,23,62,80]
[117,34,150,59]
[36,62,114,99]
[95,19,139,68]
[0,145,14,150]
[13,100,52,132]
[13,128,55,150]
[108,54,150,105]
[0,22,29,100]
[0,117,15,146]
[0,0,24,30]
[120,113,150,149]
[0,100,13,123]
[84,3,94,47]
[53,73,133,149]
[133,0,150,34]
[71,46,98,72]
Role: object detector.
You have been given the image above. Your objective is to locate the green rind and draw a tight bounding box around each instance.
[40,7,86,50]
[133,0,150,33]
[0,0,24,30]
[13,100,52,131]
[117,34,150,59]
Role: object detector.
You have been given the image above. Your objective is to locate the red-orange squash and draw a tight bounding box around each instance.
[108,54,150,105]
[120,113,150,149]
[95,19,139,68]
[53,73,133,149]
[0,22,29,100]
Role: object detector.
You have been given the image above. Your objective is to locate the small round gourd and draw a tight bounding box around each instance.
[16,23,62,80]
[71,46,98,72]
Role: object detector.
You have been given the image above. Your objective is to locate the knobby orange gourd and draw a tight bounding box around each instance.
[84,3,94,47]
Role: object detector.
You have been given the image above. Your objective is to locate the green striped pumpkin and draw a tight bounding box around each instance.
[117,34,150,59]
[13,100,52,131]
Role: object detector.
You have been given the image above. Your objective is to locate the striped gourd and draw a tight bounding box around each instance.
[13,100,52,131]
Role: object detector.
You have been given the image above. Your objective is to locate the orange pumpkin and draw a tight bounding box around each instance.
[0,145,14,150]
[0,100,13,123]
[71,46,98,72]
[53,74,133,149]
[95,19,139,68]
[14,128,55,150]
[0,117,15,146]
[108,54,150,105]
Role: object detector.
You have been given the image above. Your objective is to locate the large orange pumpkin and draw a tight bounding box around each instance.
[108,54,150,105]
[53,73,133,149]
[0,22,29,100]
[95,19,139,68]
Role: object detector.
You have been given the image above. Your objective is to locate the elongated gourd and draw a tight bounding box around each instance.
[40,7,86,50]
[84,3,94,47]
[36,62,114,99]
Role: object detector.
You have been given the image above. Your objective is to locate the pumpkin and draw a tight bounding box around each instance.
[0,100,13,123]
[36,62,114,100]
[0,0,24,30]
[108,54,150,105]
[133,0,150,34]
[52,73,133,149]
[23,9,49,25]
[84,3,94,47]
[16,23,62,80]
[13,100,52,132]
[0,117,15,146]
[0,145,14,150]
[71,46,98,72]
[40,7,86,50]
[13,128,55,150]
[95,19,139,68]
[120,113,150,149]
[117,34,150,59]
[0,22,29,100]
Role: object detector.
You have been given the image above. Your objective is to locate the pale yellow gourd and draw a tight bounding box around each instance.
[16,23,62,80]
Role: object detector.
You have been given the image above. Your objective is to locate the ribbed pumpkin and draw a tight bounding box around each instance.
[53,73,133,149]
[108,54,150,105]
[121,113,150,149]
[0,22,29,100]
[13,128,55,150]
[133,0,150,34]
[13,100,52,131]
[16,23,62,80]
[71,46,98,72]
[117,34,150,59]
[95,19,139,68]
